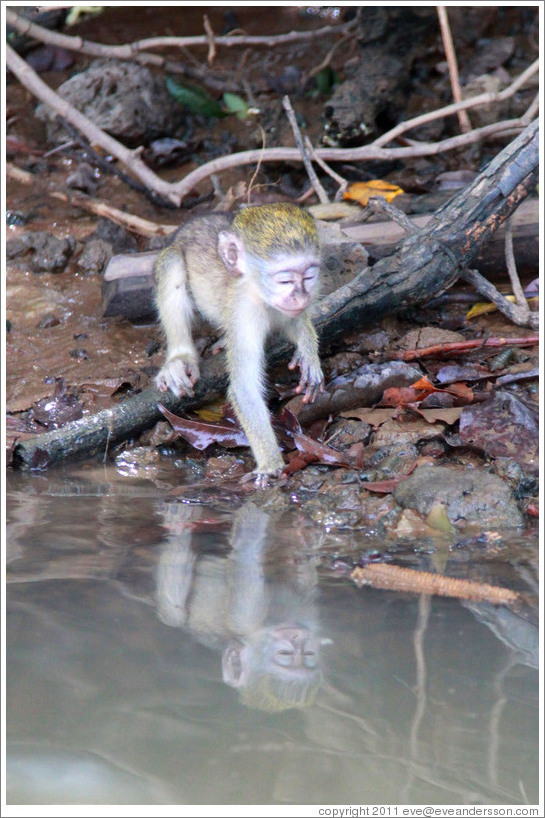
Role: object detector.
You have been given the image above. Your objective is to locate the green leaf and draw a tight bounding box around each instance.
[315,67,338,96]
[222,92,249,119]
[166,76,226,118]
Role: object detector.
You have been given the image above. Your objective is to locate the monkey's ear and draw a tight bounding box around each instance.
[222,643,250,688]
[218,231,245,277]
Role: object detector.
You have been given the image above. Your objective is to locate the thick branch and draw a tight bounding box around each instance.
[6,9,356,55]
[11,121,539,470]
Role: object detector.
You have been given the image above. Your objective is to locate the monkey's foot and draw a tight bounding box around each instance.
[155,357,200,398]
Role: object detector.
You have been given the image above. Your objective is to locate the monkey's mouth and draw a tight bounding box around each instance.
[279,305,306,316]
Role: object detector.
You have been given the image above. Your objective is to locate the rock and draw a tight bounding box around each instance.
[89,218,138,253]
[35,59,185,144]
[6,231,75,273]
[459,391,538,475]
[393,465,523,529]
[76,239,112,275]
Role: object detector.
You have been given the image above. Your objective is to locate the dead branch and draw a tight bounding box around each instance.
[6,163,175,237]
[7,20,537,207]
[352,563,519,605]
[395,335,539,362]
[437,6,472,133]
[6,8,356,56]
[504,220,528,307]
[458,267,539,330]
[372,59,538,147]
[168,115,536,201]
[10,121,538,470]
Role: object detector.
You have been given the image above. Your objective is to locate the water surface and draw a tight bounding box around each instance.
[5,463,539,806]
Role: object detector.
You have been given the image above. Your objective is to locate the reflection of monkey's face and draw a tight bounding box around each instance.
[261,624,320,678]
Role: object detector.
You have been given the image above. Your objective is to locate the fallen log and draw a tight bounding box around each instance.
[11,120,539,469]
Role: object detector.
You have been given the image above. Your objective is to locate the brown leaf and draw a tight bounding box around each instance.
[341,407,397,427]
[412,406,464,425]
[292,432,352,467]
[380,386,423,407]
[158,403,249,450]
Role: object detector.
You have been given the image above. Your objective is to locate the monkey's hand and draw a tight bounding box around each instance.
[155,356,200,398]
[241,466,287,490]
[288,352,324,404]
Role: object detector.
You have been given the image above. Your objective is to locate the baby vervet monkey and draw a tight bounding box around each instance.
[155,203,324,486]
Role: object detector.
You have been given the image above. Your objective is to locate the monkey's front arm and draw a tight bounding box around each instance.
[226,307,285,484]
[154,245,200,398]
[287,315,324,403]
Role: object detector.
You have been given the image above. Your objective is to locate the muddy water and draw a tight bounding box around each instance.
[5,463,539,807]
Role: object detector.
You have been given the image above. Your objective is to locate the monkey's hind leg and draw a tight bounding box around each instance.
[155,245,200,398]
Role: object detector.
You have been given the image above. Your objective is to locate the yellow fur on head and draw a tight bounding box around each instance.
[239,669,322,712]
[232,204,319,259]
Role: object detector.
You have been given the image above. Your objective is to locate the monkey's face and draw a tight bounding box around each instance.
[261,253,320,317]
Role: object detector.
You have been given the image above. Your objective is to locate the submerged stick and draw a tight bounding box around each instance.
[352,563,519,605]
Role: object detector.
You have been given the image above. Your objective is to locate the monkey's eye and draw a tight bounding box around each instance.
[303,267,319,282]
[276,277,295,287]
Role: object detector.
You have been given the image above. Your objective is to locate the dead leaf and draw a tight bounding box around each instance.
[380,386,423,406]
[158,403,249,450]
[292,432,353,467]
[412,407,464,425]
[466,295,538,319]
[426,503,455,535]
[343,180,404,206]
[340,407,397,426]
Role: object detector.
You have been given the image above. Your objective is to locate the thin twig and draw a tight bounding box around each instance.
[372,59,538,147]
[282,96,329,204]
[247,125,267,202]
[6,163,175,237]
[395,335,539,361]
[302,34,350,85]
[304,136,348,199]
[504,220,527,307]
[437,6,472,134]
[202,14,216,65]
[459,267,539,330]
[366,198,417,235]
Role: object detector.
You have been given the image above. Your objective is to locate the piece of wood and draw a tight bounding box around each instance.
[101,196,538,322]
[12,121,539,469]
[101,251,158,321]
[101,239,369,321]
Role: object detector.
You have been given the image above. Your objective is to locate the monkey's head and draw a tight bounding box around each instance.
[218,203,321,317]
[222,623,323,712]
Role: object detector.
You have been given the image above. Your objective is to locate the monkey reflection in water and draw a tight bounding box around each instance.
[156,502,325,712]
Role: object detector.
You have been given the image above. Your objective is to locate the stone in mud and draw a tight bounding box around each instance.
[35,59,185,145]
[393,465,523,529]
